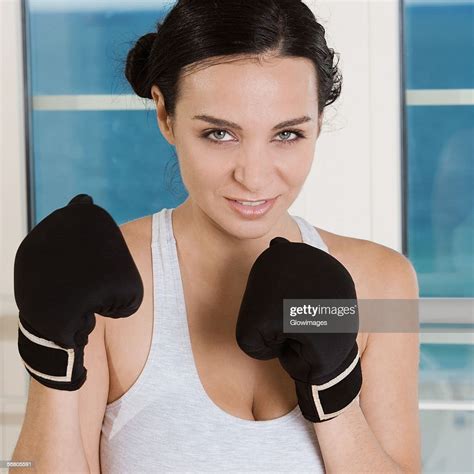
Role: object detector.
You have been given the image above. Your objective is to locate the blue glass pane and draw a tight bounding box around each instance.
[420,344,474,401]
[32,110,186,225]
[406,105,474,297]
[28,6,170,95]
[404,2,474,89]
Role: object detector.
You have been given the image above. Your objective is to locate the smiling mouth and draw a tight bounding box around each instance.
[225,196,278,205]
[224,196,279,218]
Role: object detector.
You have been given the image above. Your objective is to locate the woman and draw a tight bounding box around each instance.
[13,0,421,472]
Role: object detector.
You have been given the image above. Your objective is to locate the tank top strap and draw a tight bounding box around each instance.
[149,208,189,358]
[292,215,329,253]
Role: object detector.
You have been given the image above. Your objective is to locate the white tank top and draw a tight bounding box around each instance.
[100,208,331,473]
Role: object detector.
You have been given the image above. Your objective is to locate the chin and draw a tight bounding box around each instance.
[219,205,283,241]
[230,224,273,241]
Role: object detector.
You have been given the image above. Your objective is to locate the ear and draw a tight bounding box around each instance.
[151,85,176,145]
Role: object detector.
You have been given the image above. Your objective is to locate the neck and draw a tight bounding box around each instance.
[171,197,302,281]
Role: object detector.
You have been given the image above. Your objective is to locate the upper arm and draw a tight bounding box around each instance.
[78,217,150,472]
[79,314,109,473]
[359,248,422,473]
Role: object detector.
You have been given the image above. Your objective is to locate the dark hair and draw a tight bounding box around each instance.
[124,0,342,121]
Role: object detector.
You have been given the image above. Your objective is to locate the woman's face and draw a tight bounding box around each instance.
[152,55,322,240]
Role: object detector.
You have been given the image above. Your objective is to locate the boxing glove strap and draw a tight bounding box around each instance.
[18,319,75,383]
[295,350,362,422]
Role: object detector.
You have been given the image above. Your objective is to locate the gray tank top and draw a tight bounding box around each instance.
[100,208,332,473]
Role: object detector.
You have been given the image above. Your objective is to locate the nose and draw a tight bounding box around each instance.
[233,149,274,193]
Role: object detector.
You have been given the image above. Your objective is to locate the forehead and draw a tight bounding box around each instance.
[178,56,318,119]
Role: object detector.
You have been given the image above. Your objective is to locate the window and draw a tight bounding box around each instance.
[403,0,473,297]
[25,0,187,226]
[402,1,474,472]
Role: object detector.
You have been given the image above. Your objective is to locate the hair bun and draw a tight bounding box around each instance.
[125,32,157,99]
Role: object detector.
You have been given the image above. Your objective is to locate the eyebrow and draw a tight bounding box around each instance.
[192,114,313,131]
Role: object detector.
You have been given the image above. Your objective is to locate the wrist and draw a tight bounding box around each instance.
[295,345,362,423]
[18,318,86,391]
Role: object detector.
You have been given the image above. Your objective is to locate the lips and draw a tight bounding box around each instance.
[226,197,276,202]
[225,196,278,219]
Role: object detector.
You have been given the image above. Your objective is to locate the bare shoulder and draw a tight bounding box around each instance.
[315,226,419,299]
[117,214,154,280]
[116,212,154,298]
[119,214,153,246]
[116,215,153,301]
[315,226,419,362]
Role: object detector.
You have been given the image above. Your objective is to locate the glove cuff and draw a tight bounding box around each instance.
[295,346,362,423]
[18,319,86,391]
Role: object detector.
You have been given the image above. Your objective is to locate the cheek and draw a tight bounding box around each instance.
[277,152,314,187]
[178,148,230,192]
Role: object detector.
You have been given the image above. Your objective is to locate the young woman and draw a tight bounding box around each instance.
[13,1,421,472]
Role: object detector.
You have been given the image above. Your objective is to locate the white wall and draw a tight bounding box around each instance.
[0,0,403,461]
[290,0,402,250]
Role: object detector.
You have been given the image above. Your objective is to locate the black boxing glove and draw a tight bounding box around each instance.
[236,237,362,423]
[14,194,144,391]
